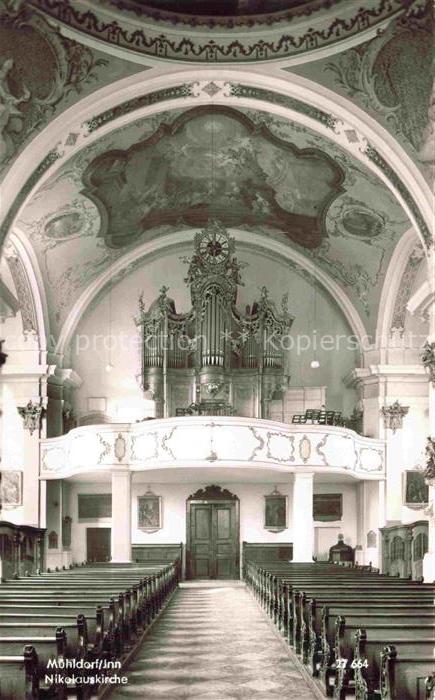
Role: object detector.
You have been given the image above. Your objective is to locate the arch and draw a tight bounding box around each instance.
[376,227,424,346]
[0,68,432,255]
[3,229,50,353]
[55,228,368,361]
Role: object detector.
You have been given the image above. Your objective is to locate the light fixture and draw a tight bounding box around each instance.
[105,363,113,373]
[310,359,320,369]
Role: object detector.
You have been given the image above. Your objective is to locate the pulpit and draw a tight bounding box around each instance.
[328,534,354,565]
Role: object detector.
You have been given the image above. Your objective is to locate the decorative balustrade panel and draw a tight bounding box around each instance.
[40,418,385,479]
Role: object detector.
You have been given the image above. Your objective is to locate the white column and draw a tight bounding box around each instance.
[292,472,314,563]
[111,470,132,563]
[378,479,386,529]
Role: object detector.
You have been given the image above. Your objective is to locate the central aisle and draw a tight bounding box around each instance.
[110,582,320,699]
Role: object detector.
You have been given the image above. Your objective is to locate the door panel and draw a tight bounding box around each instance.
[214,504,236,579]
[216,507,231,539]
[86,528,111,563]
[194,507,211,539]
[191,506,212,578]
[188,500,239,579]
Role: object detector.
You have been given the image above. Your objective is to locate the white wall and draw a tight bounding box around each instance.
[65,477,359,564]
[131,481,294,546]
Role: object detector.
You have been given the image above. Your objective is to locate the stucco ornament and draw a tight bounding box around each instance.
[424,437,435,485]
[0,57,30,164]
[17,400,45,435]
[421,341,435,385]
[380,400,409,433]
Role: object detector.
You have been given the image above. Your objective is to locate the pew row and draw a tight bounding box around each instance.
[243,560,435,700]
[0,559,181,698]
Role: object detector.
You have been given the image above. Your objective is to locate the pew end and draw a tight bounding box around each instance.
[0,645,39,699]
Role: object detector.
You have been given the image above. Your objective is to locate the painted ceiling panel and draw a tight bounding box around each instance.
[14,106,410,340]
[81,107,344,249]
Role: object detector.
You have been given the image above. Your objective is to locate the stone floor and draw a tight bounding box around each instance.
[110,582,320,699]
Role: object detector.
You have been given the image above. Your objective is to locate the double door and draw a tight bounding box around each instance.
[86,528,111,562]
[187,501,239,579]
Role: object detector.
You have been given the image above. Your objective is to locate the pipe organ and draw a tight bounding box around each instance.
[135,222,294,418]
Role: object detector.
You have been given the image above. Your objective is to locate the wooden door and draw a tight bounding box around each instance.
[187,500,239,579]
[86,528,111,562]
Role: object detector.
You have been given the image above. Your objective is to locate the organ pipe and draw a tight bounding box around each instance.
[135,222,294,416]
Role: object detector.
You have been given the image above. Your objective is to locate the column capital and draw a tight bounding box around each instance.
[110,468,131,476]
[293,471,314,480]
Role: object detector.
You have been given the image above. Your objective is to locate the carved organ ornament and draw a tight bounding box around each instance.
[136,222,294,418]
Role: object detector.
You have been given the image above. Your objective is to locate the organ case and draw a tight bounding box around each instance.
[135,222,294,418]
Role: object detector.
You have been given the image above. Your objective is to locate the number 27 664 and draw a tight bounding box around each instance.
[336,659,368,669]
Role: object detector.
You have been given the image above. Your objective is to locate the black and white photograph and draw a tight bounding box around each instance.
[0,0,433,698]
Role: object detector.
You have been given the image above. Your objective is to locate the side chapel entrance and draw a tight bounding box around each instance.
[186,486,239,579]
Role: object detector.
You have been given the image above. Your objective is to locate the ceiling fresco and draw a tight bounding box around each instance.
[82,106,344,249]
[0,3,143,175]
[13,106,411,341]
[290,2,433,182]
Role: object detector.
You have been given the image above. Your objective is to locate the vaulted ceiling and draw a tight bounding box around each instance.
[0,0,432,352]
[15,104,411,338]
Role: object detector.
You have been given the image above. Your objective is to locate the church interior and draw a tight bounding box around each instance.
[0,0,434,698]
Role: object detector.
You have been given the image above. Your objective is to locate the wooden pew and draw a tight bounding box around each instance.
[244,559,435,699]
[0,560,180,695]
[353,629,435,700]
[246,562,434,634]
[332,616,435,698]
[0,628,66,677]
[379,654,435,700]
[305,598,435,677]
[292,587,434,654]
[0,610,105,652]
[0,619,87,660]
[0,645,40,700]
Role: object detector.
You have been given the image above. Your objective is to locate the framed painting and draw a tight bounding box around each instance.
[0,470,22,508]
[138,492,162,533]
[313,493,342,522]
[404,470,428,508]
[264,491,288,532]
[78,494,112,520]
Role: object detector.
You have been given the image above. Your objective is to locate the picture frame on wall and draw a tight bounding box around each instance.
[264,490,287,533]
[0,470,22,508]
[313,493,343,522]
[403,470,429,509]
[138,491,162,533]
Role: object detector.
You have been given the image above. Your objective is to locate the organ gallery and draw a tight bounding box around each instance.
[0,0,433,698]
